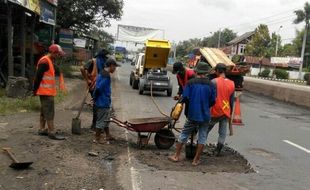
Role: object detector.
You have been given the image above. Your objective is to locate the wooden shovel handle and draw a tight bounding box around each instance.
[3,148,19,163]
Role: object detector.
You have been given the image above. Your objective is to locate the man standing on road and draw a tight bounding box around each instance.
[93,58,120,144]
[80,49,110,129]
[207,63,235,156]
[33,44,65,140]
[172,62,195,100]
[169,62,216,166]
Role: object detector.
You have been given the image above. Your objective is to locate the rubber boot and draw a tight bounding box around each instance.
[192,144,205,166]
[215,143,224,157]
[47,120,65,140]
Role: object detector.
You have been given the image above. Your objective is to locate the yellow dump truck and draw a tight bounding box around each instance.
[130,39,173,96]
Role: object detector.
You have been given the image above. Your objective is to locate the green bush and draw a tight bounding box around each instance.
[273,69,289,79]
[258,69,271,77]
[304,73,310,81]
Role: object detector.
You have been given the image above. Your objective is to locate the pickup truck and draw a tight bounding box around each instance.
[130,39,173,96]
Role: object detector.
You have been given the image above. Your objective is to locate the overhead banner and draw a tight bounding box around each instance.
[40,0,56,25]
[117,24,164,43]
[8,0,40,15]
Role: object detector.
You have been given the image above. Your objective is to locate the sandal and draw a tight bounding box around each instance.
[38,129,48,136]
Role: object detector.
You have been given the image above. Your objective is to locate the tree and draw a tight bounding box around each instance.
[176,38,202,58]
[202,28,236,48]
[267,32,282,57]
[88,27,114,49]
[279,43,298,57]
[245,24,271,58]
[293,2,310,78]
[57,0,124,33]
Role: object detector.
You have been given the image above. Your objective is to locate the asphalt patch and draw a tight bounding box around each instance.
[132,144,254,174]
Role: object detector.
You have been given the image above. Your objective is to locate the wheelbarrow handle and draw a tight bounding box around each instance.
[106,118,128,128]
[3,148,19,163]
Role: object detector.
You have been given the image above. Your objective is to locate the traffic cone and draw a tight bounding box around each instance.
[59,73,67,94]
[232,96,244,126]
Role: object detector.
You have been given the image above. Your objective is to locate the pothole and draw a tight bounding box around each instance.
[248,148,279,161]
[132,144,254,174]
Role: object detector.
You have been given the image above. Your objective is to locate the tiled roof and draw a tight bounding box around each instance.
[228,31,255,45]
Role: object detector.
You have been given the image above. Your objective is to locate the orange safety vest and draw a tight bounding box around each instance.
[177,68,195,89]
[36,55,56,96]
[211,77,235,118]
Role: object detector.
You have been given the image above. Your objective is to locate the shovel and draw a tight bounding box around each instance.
[3,148,33,170]
[71,88,89,135]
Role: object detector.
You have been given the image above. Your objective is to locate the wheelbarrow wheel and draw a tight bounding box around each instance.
[154,129,175,149]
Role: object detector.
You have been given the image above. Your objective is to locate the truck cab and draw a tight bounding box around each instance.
[130,39,173,96]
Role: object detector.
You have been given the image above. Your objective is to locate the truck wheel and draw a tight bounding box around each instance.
[132,79,139,89]
[167,89,172,97]
[139,79,144,95]
[154,129,175,149]
[129,75,133,86]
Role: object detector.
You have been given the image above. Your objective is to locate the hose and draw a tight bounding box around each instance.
[150,81,170,117]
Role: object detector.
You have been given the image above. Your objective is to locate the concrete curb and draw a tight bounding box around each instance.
[244,77,310,108]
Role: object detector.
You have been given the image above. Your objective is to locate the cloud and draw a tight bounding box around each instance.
[198,0,236,10]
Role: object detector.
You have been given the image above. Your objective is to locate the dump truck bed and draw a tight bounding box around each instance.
[144,39,171,69]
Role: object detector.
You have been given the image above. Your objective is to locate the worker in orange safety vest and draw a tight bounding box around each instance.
[33,44,66,140]
[207,63,235,156]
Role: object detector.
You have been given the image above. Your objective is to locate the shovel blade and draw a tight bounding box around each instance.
[71,118,82,135]
[9,162,33,170]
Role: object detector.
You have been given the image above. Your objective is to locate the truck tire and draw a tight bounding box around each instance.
[167,88,172,97]
[154,129,175,149]
[129,75,133,86]
[132,79,139,89]
[139,80,144,95]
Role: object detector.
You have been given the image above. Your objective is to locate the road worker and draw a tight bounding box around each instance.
[172,62,195,100]
[33,44,65,140]
[207,63,235,156]
[169,62,216,166]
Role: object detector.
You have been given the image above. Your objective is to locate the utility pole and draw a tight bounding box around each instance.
[299,23,308,80]
[217,28,222,48]
[275,26,283,57]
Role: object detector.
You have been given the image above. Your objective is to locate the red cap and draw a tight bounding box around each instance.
[49,44,65,56]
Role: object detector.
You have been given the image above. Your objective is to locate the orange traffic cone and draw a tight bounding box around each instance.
[232,96,244,126]
[59,73,67,94]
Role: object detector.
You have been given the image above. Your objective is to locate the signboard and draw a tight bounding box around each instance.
[8,0,40,14]
[40,0,56,25]
[117,24,164,43]
[73,38,87,48]
[271,57,301,68]
[58,29,73,56]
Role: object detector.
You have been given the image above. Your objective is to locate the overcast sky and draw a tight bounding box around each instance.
[105,0,307,44]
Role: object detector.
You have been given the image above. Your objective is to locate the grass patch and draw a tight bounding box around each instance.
[0,91,67,115]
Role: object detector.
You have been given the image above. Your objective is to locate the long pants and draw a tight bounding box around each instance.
[207,116,228,144]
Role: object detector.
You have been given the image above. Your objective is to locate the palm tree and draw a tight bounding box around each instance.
[294,2,310,79]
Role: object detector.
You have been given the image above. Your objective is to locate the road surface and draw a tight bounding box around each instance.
[114,62,310,190]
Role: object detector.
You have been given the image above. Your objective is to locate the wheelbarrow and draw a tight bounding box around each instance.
[108,117,176,149]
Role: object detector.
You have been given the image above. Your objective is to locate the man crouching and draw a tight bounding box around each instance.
[168,62,216,166]
[93,58,120,144]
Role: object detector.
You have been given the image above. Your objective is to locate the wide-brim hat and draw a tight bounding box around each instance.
[194,61,211,74]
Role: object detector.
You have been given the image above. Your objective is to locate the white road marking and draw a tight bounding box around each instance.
[283,140,310,154]
[124,128,142,190]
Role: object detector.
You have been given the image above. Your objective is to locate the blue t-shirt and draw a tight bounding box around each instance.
[96,56,107,74]
[182,77,216,122]
[93,70,111,108]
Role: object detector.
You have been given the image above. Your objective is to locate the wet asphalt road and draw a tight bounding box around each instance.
[115,62,310,190]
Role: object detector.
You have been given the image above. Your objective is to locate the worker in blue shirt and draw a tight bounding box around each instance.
[93,58,120,144]
[169,62,216,166]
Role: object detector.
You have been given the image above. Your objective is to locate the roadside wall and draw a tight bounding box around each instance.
[250,67,306,79]
[244,77,310,108]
